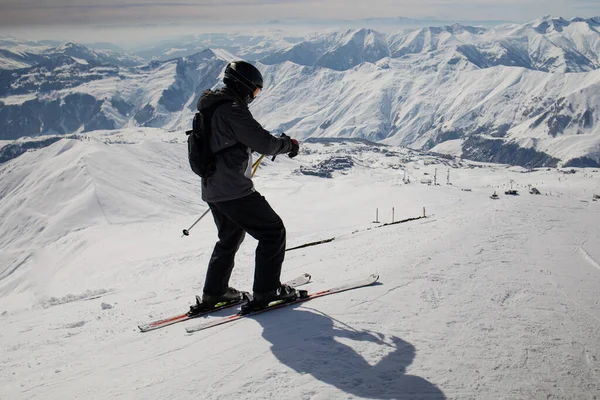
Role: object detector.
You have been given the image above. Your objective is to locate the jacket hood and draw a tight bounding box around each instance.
[197,87,246,112]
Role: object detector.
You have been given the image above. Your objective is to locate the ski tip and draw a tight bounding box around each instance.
[303,273,311,280]
[370,274,380,283]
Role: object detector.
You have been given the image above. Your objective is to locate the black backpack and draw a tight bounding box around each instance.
[186,100,232,178]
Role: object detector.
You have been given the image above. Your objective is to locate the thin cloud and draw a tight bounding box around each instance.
[0,0,313,10]
[0,0,598,27]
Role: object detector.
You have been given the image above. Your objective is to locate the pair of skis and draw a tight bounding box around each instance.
[138,273,379,333]
[137,273,311,332]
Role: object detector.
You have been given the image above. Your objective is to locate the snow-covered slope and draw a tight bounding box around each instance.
[506,16,600,72]
[0,49,228,139]
[1,132,599,399]
[387,24,488,58]
[260,28,390,71]
[386,17,600,73]
[134,30,302,61]
[0,49,45,70]
[0,132,201,295]
[257,17,600,73]
[0,38,143,70]
[0,37,55,70]
[44,42,145,67]
[0,37,58,55]
[254,60,600,167]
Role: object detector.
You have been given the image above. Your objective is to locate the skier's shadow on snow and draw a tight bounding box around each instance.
[257,306,446,399]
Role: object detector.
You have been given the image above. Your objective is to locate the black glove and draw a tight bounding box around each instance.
[281,133,299,158]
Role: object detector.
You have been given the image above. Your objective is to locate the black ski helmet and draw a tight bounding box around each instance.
[223,61,263,103]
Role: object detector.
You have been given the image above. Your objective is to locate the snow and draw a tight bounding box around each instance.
[164,48,189,56]
[0,57,31,70]
[430,139,464,156]
[70,57,89,65]
[1,131,600,399]
[210,48,238,62]
[57,61,178,110]
[0,37,54,54]
[135,30,301,62]
[48,42,145,67]
[260,28,391,71]
[252,59,600,163]
[0,93,39,106]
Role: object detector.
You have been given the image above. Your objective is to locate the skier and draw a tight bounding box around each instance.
[190,61,300,314]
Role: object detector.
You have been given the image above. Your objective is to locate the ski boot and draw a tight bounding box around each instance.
[187,287,243,316]
[241,284,306,314]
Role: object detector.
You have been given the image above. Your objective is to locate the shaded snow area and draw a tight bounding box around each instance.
[1,132,600,399]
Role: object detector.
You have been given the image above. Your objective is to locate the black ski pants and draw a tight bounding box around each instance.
[203,191,286,296]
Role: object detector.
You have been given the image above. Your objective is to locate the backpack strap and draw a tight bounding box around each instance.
[186,99,233,136]
[200,100,246,154]
[200,99,233,133]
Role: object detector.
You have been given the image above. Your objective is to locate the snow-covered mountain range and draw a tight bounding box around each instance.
[134,30,301,62]
[2,16,600,167]
[0,37,144,70]
[0,48,226,139]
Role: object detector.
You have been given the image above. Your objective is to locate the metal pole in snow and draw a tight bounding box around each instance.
[392,207,395,223]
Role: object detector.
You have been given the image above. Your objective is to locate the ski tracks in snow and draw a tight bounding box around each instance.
[577,244,600,273]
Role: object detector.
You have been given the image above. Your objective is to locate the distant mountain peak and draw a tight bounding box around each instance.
[56,42,87,51]
[529,15,571,33]
[181,48,232,63]
[444,24,487,35]
[587,17,600,25]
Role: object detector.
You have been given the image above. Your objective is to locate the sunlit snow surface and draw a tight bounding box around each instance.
[1,129,599,399]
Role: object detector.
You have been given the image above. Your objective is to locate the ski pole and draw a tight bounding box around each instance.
[252,155,264,169]
[252,154,266,176]
[182,208,210,237]
[251,153,277,177]
[182,154,271,237]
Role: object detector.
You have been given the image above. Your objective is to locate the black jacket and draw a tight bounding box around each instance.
[197,87,293,202]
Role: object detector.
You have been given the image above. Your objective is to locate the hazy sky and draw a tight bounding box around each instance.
[1,0,599,47]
